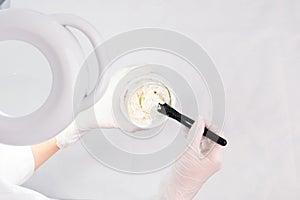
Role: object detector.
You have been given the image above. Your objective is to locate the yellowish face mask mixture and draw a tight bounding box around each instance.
[126,82,173,128]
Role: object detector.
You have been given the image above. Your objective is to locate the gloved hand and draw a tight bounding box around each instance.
[56,66,134,149]
[81,66,136,129]
[158,117,224,200]
[55,121,81,149]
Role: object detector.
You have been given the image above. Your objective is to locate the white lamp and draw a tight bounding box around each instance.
[0,9,103,145]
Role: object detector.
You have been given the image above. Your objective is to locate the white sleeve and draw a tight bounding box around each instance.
[0,178,56,200]
[0,143,35,185]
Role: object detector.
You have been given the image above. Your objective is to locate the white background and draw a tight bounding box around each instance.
[2,0,300,199]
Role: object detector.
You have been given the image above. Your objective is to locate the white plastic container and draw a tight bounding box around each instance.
[112,64,177,134]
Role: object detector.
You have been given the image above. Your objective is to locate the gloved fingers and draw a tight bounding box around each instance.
[205,128,224,165]
[186,117,206,157]
[185,117,224,160]
[197,119,217,157]
[188,117,204,143]
[199,136,215,158]
[181,126,190,137]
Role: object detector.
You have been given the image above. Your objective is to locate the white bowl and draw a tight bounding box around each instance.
[112,64,179,134]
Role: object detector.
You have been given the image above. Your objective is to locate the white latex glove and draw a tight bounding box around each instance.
[158,118,224,200]
[56,67,133,149]
[55,121,82,149]
[82,66,135,129]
